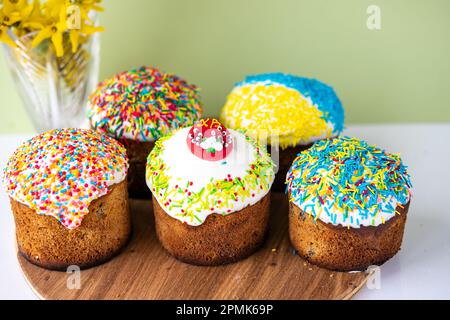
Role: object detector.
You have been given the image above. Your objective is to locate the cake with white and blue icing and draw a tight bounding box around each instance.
[286,136,412,271]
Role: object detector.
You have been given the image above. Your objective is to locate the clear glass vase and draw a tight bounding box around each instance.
[2,29,100,133]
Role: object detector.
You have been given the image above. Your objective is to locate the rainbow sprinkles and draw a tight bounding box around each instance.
[88,66,202,142]
[2,129,129,229]
[286,136,412,228]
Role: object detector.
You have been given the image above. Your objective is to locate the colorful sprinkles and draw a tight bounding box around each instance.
[146,128,275,226]
[2,129,129,229]
[88,66,203,142]
[220,73,344,149]
[286,137,412,228]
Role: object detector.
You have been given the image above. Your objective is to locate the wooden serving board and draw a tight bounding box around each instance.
[18,193,370,300]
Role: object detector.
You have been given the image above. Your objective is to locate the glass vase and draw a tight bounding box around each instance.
[2,29,100,133]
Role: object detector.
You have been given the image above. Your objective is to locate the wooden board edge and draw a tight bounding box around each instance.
[16,243,45,300]
[17,251,371,301]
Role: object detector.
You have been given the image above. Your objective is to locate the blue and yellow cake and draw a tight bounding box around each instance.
[220,73,345,191]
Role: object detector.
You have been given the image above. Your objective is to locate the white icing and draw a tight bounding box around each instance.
[295,195,406,228]
[2,129,129,229]
[288,168,411,229]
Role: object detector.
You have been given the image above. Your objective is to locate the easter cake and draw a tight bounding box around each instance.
[286,137,412,271]
[2,129,131,270]
[88,66,203,198]
[220,73,344,192]
[146,119,275,265]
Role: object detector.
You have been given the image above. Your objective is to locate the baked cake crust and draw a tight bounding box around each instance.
[289,200,410,271]
[153,193,271,266]
[12,181,131,271]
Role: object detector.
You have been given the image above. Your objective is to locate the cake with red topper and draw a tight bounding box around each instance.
[2,128,131,270]
[88,66,203,198]
[146,118,275,265]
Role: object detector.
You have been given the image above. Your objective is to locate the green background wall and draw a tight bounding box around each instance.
[1,0,449,134]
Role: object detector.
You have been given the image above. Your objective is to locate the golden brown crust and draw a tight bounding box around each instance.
[270,144,313,192]
[122,139,154,199]
[153,193,271,266]
[12,180,132,271]
[289,200,410,271]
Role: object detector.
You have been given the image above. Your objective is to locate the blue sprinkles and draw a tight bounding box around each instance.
[286,136,412,226]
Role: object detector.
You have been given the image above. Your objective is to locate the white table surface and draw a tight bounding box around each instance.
[1,124,449,300]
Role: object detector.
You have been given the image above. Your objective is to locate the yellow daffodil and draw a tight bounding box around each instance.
[65,0,104,52]
[0,23,16,47]
[69,24,102,53]
[31,8,66,56]
[0,0,103,56]
[1,0,33,25]
[0,8,17,47]
[21,0,47,31]
[43,0,64,19]
[64,0,103,32]
[69,0,103,15]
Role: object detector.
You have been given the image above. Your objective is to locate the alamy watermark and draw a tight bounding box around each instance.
[367,5,382,30]
[66,265,81,290]
[66,5,81,30]
[366,265,381,290]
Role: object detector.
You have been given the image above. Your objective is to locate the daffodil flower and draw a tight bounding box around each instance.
[0,0,104,56]
[31,8,66,56]
[21,0,48,31]
[69,20,102,52]
[44,0,65,19]
[1,0,33,26]
[0,23,16,47]
[70,0,103,15]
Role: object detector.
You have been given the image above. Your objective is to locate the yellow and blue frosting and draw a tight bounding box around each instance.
[220,73,345,149]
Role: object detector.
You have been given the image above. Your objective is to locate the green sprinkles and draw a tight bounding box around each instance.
[146,131,275,225]
[286,136,412,227]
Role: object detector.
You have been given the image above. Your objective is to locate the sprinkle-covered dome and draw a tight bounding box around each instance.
[286,137,412,228]
[2,129,129,229]
[88,66,203,142]
[146,119,275,226]
[220,73,344,149]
